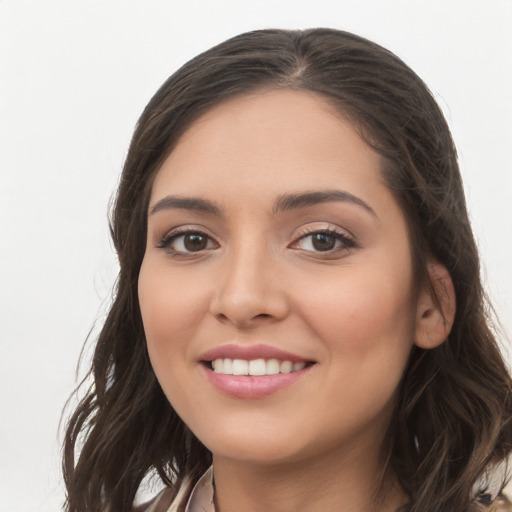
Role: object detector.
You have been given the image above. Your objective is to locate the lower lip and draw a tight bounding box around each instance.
[201,364,313,399]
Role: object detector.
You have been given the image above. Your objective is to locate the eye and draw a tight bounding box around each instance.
[292,229,357,254]
[157,229,218,255]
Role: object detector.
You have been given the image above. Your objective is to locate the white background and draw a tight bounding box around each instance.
[1,1,511,511]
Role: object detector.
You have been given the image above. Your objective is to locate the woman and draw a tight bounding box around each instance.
[63,29,512,512]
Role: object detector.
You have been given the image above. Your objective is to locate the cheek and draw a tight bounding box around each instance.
[138,260,209,364]
[301,270,416,425]
[297,266,416,364]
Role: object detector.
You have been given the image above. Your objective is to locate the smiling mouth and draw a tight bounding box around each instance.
[204,358,316,376]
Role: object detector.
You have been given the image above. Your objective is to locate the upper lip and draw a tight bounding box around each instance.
[200,344,313,363]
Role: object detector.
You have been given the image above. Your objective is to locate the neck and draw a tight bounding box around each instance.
[211,437,407,512]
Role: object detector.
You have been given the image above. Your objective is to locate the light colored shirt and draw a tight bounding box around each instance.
[143,465,512,512]
[143,467,215,512]
[180,467,215,512]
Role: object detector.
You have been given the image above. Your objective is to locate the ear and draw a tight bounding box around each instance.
[414,262,456,349]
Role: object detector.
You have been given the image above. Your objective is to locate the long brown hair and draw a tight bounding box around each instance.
[63,28,512,512]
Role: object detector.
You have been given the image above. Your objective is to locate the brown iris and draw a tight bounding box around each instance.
[184,233,208,252]
[311,233,337,251]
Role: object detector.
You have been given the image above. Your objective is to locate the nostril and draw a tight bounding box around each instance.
[210,290,289,326]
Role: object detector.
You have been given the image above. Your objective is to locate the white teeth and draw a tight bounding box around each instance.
[211,358,308,376]
[248,359,266,376]
[223,358,233,374]
[232,359,249,375]
[212,359,223,372]
[280,361,293,374]
[266,359,280,375]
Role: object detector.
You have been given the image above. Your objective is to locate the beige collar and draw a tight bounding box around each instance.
[183,466,215,512]
[157,466,214,512]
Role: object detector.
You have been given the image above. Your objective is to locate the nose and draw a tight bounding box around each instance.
[209,242,290,328]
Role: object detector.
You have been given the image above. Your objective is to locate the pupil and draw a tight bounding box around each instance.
[312,233,336,251]
[184,234,207,251]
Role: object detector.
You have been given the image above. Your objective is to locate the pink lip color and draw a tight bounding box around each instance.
[200,343,309,363]
[199,344,314,399]
[201,364,312,399]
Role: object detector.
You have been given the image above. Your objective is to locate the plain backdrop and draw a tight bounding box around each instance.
[1,1,511,511]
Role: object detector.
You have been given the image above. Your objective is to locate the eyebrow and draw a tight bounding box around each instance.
[149,196,223,216]
[272,190,377,217]
[149,189,377,218]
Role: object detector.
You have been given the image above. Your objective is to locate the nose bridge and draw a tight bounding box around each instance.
[211,234,287,325]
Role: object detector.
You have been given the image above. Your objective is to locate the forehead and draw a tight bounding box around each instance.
[151,90,386,203]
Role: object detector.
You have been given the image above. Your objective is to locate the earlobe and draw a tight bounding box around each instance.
[414,262,456,349]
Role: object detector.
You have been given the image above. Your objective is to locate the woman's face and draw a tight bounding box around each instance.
[138,90,422,465]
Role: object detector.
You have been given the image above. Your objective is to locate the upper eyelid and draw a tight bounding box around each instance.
[292,222,355,240]
[155,226,220,251]
[289,223,359,253]
[154,222,357,248]
[156,229,220,258]
[292,231,355,246]
[158,224,216,240]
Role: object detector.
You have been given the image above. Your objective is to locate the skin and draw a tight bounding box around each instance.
[138,90,451,512]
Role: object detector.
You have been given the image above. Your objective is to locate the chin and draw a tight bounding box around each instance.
[212,442,305,466]
[195,424,309,465]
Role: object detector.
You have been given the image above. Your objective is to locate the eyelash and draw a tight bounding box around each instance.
[291,227,358,254]
[156,226,358,257]
[157,227,218,257]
